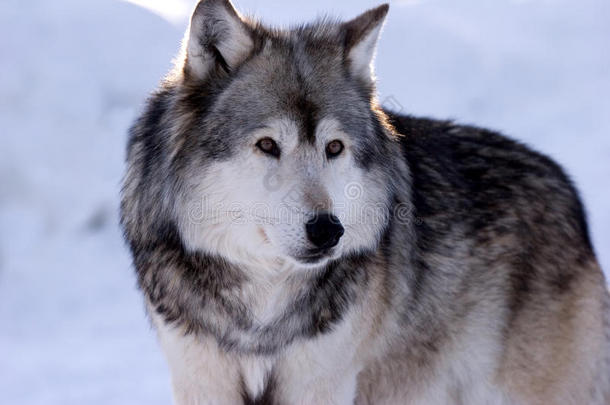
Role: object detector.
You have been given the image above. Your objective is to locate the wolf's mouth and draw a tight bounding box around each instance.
[293,247,337,265]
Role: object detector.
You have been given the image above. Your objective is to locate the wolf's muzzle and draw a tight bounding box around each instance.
[305,213,344,249]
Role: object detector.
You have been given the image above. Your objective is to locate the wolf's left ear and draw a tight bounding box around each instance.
[184,0,254,80]
[342,4,389,82]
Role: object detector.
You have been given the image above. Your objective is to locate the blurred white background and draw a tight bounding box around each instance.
[0,0,608,403]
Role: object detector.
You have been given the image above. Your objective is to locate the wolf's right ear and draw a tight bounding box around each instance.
[184,0,254,80]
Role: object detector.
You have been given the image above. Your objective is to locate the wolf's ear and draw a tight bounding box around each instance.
[184,0,254,80]
[342,4,389,82]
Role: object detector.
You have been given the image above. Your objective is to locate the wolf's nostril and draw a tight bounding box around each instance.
[305,213,344,249]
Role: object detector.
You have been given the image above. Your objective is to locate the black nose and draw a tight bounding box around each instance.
[305,213,344,249]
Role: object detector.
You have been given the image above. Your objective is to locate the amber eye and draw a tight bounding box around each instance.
[326,140,344,158]
[256,137,280,158]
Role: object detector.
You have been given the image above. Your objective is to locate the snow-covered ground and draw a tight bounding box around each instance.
[0,0,608,403]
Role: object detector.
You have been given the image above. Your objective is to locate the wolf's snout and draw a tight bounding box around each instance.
[305,213,344,249]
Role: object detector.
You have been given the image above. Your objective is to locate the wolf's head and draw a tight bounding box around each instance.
[124,0,406,270]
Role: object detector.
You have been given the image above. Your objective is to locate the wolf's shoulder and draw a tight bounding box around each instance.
[385,111,593,252]
[386,112,566,184]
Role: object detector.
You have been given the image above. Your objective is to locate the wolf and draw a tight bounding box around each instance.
[120,1,610,404]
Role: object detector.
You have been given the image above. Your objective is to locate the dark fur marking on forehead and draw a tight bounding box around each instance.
[295,95,318,144]
[285,39,321,145]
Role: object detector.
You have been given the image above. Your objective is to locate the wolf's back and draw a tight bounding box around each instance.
[381,111,610,404]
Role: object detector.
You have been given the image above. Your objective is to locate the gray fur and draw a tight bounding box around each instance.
[121,1,610,403]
